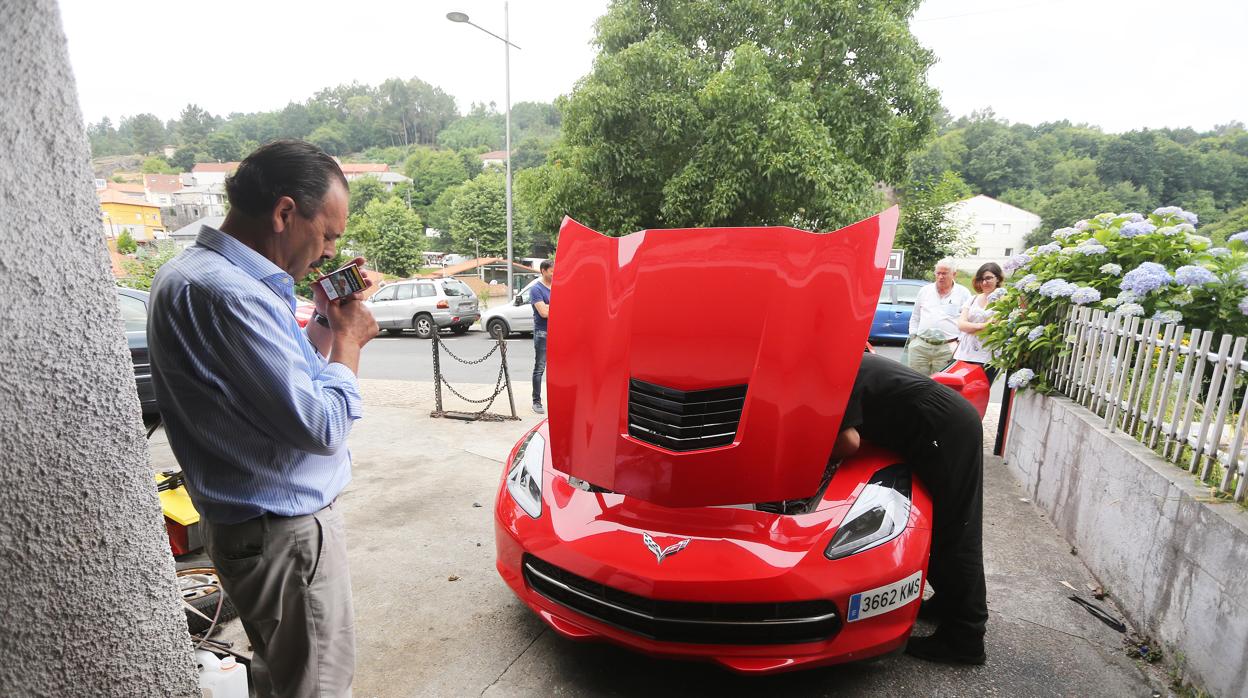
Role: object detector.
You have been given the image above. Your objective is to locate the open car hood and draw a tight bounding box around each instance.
[546,209,899,508]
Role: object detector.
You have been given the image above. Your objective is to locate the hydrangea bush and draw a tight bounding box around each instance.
[981,208,1248,392]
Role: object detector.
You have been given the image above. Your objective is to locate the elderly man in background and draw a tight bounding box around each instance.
[907,257,972,375]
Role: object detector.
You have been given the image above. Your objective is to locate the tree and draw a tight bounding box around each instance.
[206,131,243,162]
[125,113,166,154]
[348,198,425,276]
[448,171,532,256]
[894,171,972,278]
[140,156,176,174]
[402,147,470,211]
[176,103,214,146]
[170,146,198,171]
[436,104,505,151]
[348,176,391,217]
[308,122,348,155]
[1028,187,1129,246]
[521,0,939,235]
[119,242,179,290]
[115,230,137,255]
[964,131,1035,197]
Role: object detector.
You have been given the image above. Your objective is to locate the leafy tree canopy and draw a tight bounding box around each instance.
[520,0,940,235]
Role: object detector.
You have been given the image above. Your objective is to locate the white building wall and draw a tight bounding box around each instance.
[947,195,1042,274]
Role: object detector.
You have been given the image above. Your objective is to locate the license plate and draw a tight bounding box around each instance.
[847,571,923,622]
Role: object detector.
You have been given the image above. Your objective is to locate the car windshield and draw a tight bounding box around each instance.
[441,280,473,297]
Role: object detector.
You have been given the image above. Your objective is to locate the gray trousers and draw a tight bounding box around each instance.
[204,502,354,698]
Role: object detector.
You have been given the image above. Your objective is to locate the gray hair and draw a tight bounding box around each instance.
[934,257,958,273]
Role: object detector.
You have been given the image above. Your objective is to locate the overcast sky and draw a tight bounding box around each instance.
[61,0,1246,134]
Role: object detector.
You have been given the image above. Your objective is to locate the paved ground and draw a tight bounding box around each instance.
[152,375,1165,697]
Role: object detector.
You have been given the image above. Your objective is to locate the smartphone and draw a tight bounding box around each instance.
[317,261,367,301]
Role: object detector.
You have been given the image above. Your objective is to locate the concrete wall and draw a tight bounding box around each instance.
[1006,393,1248,698]
[0,2,198,695]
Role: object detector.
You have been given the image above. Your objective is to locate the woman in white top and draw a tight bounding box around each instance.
[955,262,1005,384]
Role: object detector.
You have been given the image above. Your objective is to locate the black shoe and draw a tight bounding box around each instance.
[917,594,946,622]
[905,629,986,665]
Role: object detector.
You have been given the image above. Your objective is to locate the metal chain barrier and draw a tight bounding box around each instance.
[431,334,519,422]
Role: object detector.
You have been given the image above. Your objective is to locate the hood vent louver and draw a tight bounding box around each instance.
[627,379,748,452]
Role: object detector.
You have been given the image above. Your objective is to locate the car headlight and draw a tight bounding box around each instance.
[506,431,545,518]
[824,464,912,560]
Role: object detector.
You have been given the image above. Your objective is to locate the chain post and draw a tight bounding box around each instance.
[500,335,517,418]
[432,333,442,414]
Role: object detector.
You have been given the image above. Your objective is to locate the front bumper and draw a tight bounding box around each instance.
[494,432,933,674]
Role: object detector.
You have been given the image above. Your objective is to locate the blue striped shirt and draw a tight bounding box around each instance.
[149,226,362,524]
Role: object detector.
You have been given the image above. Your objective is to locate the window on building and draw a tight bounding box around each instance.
[979,223,995,236]
[1001,223,1012,238]
[1004,247,1013,256]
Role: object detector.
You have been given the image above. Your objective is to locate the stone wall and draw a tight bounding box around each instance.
[0,2,198,695]
[1006,392,1248,698]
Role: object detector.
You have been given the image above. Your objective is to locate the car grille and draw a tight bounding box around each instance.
[523,555,840,645]
[627,379,747,452]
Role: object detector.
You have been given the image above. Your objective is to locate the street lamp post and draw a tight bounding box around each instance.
[448,5,521,299]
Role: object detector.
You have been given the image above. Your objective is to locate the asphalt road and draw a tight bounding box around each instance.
[358,330,1005,404]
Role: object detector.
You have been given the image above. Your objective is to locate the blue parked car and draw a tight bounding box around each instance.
[870,279,927,344]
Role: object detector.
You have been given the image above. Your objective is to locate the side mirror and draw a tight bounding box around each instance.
[513,294,525,306]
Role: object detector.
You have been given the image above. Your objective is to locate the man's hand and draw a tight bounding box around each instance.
[312,257,377,374]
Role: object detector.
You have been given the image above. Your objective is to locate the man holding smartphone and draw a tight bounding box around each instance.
[149,140,377,696]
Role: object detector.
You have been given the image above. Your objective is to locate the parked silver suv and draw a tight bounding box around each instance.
[366,278,480,338]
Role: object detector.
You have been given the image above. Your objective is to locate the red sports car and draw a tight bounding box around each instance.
[494,209,989,674]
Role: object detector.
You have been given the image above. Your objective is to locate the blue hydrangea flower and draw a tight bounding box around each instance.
[988,287,1006,302]
[1181,211,1198,226]
[1157,226,1180,236]
[1153,206,1183,218]
[1123,212,1145,223]
[1118,302,1145,317]
[1076,243,1108,255]
[1120,262,1172,295]
[1120,221,1157,238]
[1008,369,1036,389]
[1003,253,1032,272]
[1074,220,1090,231]
[1039,279,1076,298]
[1208,247,1229,257]
[1014,273,1037,288]
[1174,265,1216,287]
[1240,297,1248,316]
[1100,263,1123,276]
[1008,308,1024,321]
[1025,280,1042,292]
[1070,286,1101,305]
[1027,325,1046,341]
[1103,296,1124,308]
[1230,231,1248,243]
[1153,310,1183,325]
[1052,227,1079,240]
[1035,243,1061,255]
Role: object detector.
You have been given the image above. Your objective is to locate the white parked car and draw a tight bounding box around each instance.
[481,279,541,339]
[365,278,480,339]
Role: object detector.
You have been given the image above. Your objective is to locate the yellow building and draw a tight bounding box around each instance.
[99,189,166,241]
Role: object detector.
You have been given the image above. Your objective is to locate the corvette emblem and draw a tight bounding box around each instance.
[643,532,690,564]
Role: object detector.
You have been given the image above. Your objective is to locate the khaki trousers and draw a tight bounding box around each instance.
[204,502,354,698]
[907,338,956,375]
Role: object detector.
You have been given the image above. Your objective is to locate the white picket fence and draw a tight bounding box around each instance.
[1051,306,1248,503]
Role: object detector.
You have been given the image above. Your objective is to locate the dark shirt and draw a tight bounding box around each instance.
[530,281,551,332]
[840,353,941,462]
